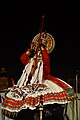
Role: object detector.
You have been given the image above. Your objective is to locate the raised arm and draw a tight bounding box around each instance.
[20,49,30,65]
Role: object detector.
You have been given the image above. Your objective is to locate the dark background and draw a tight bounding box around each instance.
[0,3,80,83]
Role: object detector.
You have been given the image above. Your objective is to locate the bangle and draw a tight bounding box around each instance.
[26,50,30,55]
[41,46,44,50]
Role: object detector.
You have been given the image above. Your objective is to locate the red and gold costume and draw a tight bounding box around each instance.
[20,47,73,90]
[1,35,76,118]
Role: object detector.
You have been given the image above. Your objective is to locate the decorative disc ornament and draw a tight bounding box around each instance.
[32,32,55,53]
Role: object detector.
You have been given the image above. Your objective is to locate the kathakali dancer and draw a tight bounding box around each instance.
[1,17,76,118]
[1,32,76,117]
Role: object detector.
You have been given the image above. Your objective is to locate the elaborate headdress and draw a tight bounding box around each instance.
[32,32,55,53]
[32,16,55,53]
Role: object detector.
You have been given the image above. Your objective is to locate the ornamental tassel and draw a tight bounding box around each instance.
[5,110,7,116]
[8,111,11,117]
[13,112,16,118]
[1,109,4,114]
[15,112,18,117]
[11,112,14,117]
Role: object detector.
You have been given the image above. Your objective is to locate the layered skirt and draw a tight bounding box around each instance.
[1,57,76,117]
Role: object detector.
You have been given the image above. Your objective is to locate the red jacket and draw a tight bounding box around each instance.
[20,49,50,80]
[20,49,70,89]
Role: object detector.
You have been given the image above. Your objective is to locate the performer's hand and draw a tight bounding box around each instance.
[41,45,48,52]
[29,49,35,58]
